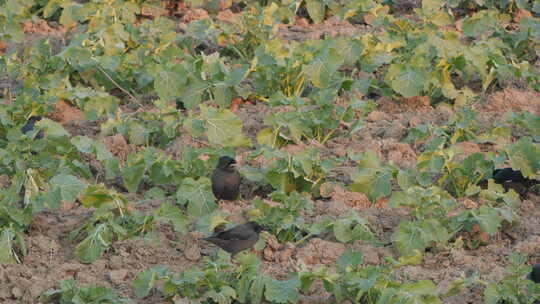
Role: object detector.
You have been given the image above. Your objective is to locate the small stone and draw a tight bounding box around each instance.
[11,287,23,298]
[109,270,129,285]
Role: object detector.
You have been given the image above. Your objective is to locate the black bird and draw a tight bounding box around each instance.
[211,156,241,201]
[20,116,43,139]
[527,263,540,283]
[203,221,264,256]
[479,168,539,198]
[493,168,530,184]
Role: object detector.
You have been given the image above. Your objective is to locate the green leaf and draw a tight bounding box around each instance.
[505,137,540,179]
[183,80,207,109]
[123,161,145,193]
[75,224,112,264]
[0,228,25,264]
[71,136,94,153]
[483,283,500,304]
[397,169,416,190]
[351,169,391,202]
[393,219,450,256]
[389,65,427,98]
[250,273,265,304]
[257,128,276,147]
[199,105,251,147]
[333,215,376,243]
[156,202,189,234]
[226,65,249,86]
[305,0,326,24]
[336,248,363,272]
[133,267,169,298]
[177,177,217,218]
[472,205,503,236]
[50,174,87,203]
[128,123,148,146]
[264,277,300,303]
[37,119,69,137]
[154,69,187,101]
[80,184,126,209]
[207,286,237,304]
[397,280,442,303]
[302,48,344,88]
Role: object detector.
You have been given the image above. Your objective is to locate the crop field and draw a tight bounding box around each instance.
[1,0,540,303]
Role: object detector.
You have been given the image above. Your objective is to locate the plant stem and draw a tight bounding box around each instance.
[97,67,144,108]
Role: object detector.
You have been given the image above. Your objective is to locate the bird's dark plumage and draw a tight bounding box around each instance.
[479,168,539,198]
[528,263,540,283]
[203,221,263,256]
[493,168,529,184]
[211,156,241,201]
[21,116,43,139]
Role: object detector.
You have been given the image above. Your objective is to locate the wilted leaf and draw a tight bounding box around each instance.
[75,224,112,264]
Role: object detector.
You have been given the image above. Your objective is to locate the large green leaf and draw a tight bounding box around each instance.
[305,0,326,24]
[472,205,503,236]
[123,160,146,193]
[302,48,344,88]
[199,105,251,147]
[154,68,187,101]
[264,277,300,303]
[506,137,540,179]
[351,169,391,202]
[0,228,26,264]
[176,177,217,218]
[49,174,87,203]
[388,65,427,98]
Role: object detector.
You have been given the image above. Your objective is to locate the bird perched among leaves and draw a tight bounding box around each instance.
[203,221,264,256]
[492,168,538,186]
[211,156,241,201]
[21,116,44,139]
[527,263,540,283]
[479,167,539,198]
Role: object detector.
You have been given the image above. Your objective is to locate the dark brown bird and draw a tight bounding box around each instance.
[21,116,44,139]
[528,263,540,283]
[211,156,241,201]
[203,221,263,256]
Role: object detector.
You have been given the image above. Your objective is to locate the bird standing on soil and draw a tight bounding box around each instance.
[211,156,241,201]
[203,221,264,256]
[527,263,540,283]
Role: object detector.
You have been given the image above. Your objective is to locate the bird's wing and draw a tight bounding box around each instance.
[217,225,254,241]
